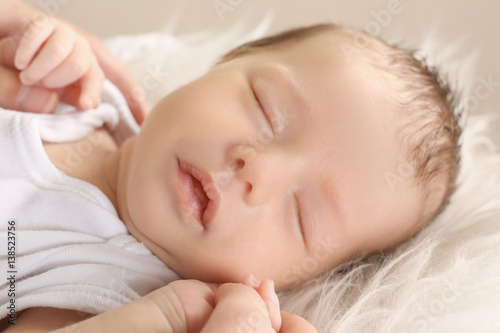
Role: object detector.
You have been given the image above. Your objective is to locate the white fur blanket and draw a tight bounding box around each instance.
[104,21,500,332]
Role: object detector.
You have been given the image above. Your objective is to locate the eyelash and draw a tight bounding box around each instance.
[252,87,274,134]
[293,193,306,246]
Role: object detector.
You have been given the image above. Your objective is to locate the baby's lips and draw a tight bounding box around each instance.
[16,86,58,114]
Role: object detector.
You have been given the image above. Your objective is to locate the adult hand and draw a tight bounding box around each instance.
[70,22,148,124]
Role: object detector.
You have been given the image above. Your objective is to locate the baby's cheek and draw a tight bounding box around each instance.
[124,166,167,234]
[175,247,248,283]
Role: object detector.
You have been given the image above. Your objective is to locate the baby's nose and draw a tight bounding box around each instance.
[228,143,294,206]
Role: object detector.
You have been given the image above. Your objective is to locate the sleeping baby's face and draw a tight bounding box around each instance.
[116,31,424,289]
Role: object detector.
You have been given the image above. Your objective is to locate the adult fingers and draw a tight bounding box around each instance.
[114,69,148,125]
[82,30,148,124]
[0,36,18,68]
[279,311,318,333]
[201,283,275,333]
[0,65,58,113]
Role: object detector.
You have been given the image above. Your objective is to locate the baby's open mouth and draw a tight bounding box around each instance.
[177,159,220,228]
[190,175,209,214]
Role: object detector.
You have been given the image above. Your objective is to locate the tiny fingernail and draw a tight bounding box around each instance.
[268,280,276,299]
[248,274,260,288]
[17,86,58,114]
[16,86,30,106]
[15,58,27,71]
[42,92,58,114]
[19,71,35,86]
[270,281,279,307]
[264,299,274,316]
[84,95,99,109]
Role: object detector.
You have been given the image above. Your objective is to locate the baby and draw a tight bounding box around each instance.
[114,24,460,287]
[0,1,461,332]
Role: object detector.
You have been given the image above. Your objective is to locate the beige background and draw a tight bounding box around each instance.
[23,0,500,144]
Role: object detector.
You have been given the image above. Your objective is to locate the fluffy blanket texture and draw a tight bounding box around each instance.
[104,20,500,332]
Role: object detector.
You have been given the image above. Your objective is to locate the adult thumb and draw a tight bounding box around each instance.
[0,65,59,113]
[0,36,59,113]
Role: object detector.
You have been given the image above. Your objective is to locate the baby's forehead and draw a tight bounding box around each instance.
[272,28,388,62]
[216,28,393,89]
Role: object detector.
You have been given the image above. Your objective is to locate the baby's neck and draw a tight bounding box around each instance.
[43,128,122,211]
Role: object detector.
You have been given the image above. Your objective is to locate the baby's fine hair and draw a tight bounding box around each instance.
[217,23,462,233]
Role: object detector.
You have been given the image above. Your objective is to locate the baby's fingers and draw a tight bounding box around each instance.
[202,283,275,333]
[19,27,75,85]
[60,62,103,110]
[280,311,318,333]
[41,40,92,89]
[78,60,104,109]
[15,15,56,71]
[256,279,282,332]
[241,275,281,332]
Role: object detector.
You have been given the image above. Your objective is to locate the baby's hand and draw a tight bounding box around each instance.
[239,275,318,333]
[147,278,279,332]
[12,14,104,110]
[200,276,281,332]
[118,276,316,333]
[240,275,282,331]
